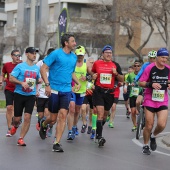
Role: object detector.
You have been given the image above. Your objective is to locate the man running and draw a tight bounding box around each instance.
[67,46,92,139]
[125,60,143,131]
[2,50,21,137]
[139,48,170,155]
[36,48,55,137]
[40,33,81,152]
[91,45,124,147]
[123,66,134,118]
[9,47,40,146]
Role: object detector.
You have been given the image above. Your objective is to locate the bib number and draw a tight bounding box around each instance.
[51,89,58,95]
[152,89,165,102]
[100,73,112,84]
[131,87,139,96]
[26,78,36,90]
[80,93,85,97]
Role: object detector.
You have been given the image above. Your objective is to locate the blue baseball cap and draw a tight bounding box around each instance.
[157,48,169,57]
[102,45,113,52]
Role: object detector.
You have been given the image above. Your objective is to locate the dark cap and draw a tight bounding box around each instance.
[102,45,113,52]
[25,47,38,54]
[157,48,169,57]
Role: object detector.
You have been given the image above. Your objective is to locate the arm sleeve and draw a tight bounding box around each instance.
[139,66,151,82]
[10,65,20,78]
[115,62,123,75]
[2,64,6,74]
[43,51,57,67]
[135,63,149,82]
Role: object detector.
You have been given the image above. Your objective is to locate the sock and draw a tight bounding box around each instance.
[151,133,156,138]
[144,144,149,147]
[102,120,106,126]
[92,114,97,129]
[96,120,103,138]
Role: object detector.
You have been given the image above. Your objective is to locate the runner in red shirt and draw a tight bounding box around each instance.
[2,50,21,137]
[91,45,124,147]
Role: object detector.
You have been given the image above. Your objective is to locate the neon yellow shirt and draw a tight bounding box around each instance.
[74,62,87,93]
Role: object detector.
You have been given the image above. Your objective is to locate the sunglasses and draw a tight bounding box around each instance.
[13,54,21,57]
[104,52,112,54]
[134,65,140,67]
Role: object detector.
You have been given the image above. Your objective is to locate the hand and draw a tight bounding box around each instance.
[45,86,51,97]
[36,91,40,97]
[21,82,29,90]
[38,78,43,84]
[152,83,161,90]
[79,75,86,81]
[92,73,97,80]
[73,84,81,92]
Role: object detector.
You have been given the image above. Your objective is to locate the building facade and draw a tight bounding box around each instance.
[3,0,169,70]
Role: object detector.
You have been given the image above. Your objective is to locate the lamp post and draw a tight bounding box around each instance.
[29,0,36,47]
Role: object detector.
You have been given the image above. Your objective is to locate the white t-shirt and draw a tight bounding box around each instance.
[36,60,49,98]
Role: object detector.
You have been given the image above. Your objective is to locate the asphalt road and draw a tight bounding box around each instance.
[0,104,170,170]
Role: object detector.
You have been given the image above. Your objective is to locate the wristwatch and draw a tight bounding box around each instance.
[45,83,50,87]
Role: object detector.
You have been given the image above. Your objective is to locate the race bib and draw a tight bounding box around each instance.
[80,93,85,97]
[152,89,165,102]
[51,89,58,95]
[41,82,45,89]
[131,87,139,96]
[100,73,112,84]
[26,78,36,90]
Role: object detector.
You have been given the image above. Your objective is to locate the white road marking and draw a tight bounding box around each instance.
[132,132,170,157]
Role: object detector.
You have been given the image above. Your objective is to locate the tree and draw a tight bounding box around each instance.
[149,0,170,49]
[87,0,170,60]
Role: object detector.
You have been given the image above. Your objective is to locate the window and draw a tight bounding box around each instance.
[49,6,54,22]
[68,3,81,18]
[13,12,17,27]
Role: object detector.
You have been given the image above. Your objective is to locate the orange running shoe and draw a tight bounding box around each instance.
[17,138,26,146]
[36,122,40,131]
[10,126,18,135]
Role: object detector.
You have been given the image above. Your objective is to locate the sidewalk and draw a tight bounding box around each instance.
[162,135,170,147]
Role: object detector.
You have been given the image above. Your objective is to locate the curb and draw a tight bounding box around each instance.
[162,134,170,147]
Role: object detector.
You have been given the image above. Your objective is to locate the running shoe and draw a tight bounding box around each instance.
[131,126,137,132]
[90,129,95,139]
[36,122,40,131]
[47,126,53,137]
[17,138,26,146]
[67,131,75,140]
[6,130,12,137]
[72,126,79,135]
[52,143,64,152]
[81,124,87,133]
[142,145,151,155]
[87,126,92,134]
[39,120,48,140]
[150,134,157,151]
[108,122,114,128]
[98,137,106,147]
[10,126,18,135]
